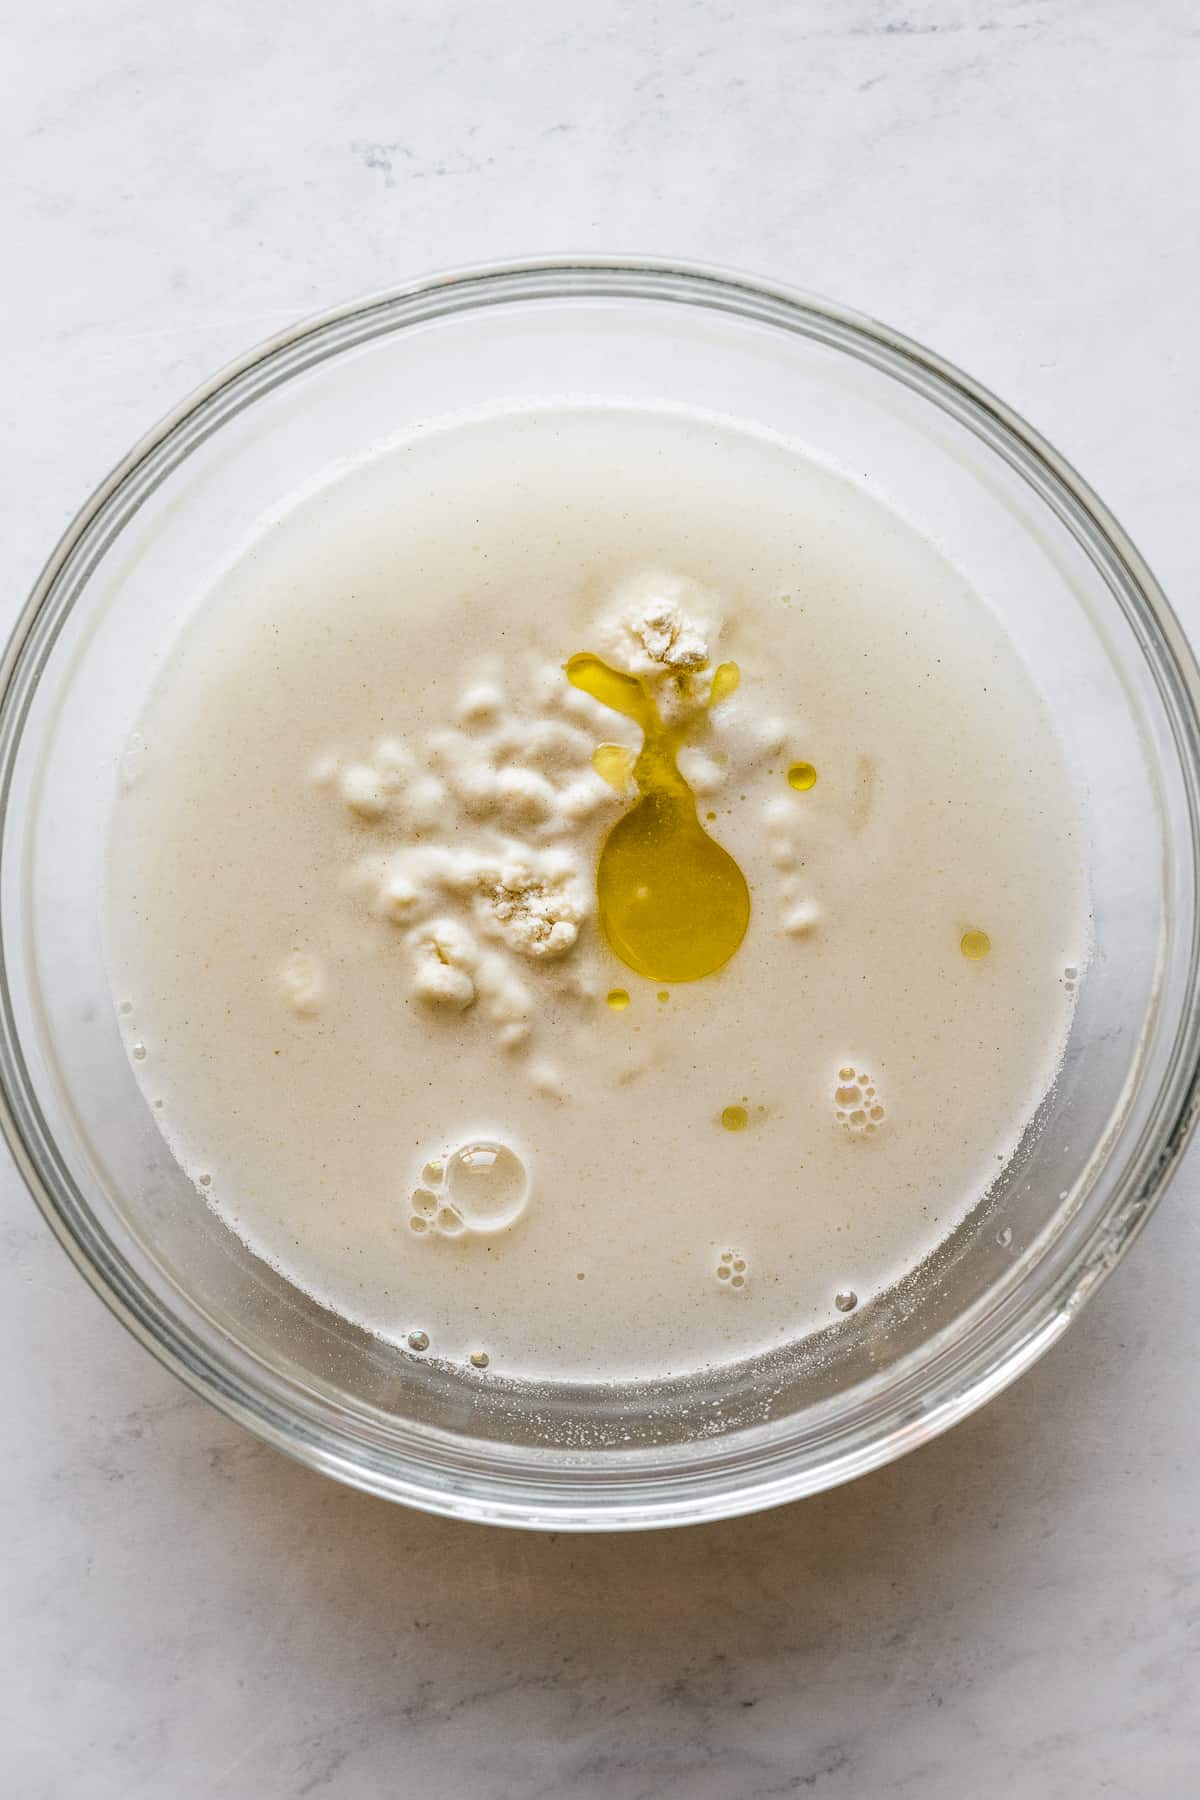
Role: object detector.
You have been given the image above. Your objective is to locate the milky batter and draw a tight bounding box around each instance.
[105,403,1089,1383]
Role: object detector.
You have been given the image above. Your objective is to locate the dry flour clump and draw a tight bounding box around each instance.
[408,916,479,1010]
[315,668,608,1045]
[465,850,587,958]
[597,571,715,683]
[353,840,586,1039]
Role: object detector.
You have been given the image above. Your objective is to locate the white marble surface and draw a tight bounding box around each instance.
[4,2,1200,1794]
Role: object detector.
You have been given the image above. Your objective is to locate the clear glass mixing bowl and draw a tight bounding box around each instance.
[3,259,1198,1529]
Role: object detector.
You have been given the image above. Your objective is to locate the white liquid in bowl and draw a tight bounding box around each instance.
[105,403,1089,1383]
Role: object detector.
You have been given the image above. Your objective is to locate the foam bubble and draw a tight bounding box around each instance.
[836,1066,885,1136]
[444,1141,529,1232]
[717,1249,749,1289]
[409,1139,530,1239]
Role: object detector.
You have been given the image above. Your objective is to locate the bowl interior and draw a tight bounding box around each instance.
[3,266,1197,1525]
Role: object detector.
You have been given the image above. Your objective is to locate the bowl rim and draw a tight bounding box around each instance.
[5,255,1200,1530]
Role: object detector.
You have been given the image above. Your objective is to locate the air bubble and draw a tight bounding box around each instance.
[197,1173,211,1188]
[411,1187,438,1218]
[436,1206,465,1236]
[132,1043,147,1062]
[409,1216,428,1234]
[470,1350,490,1370]
[444,1141,529,1232]
[835,1290,858,1313]
[996,1226,1013,1248]
[407,1330,430,1353]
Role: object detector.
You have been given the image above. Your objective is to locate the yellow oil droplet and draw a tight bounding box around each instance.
[592,742,636,792]
[787,761,818,792]
[708,660,741,708]
[606,988,631,1010]
[721,1104,749,1132]
[960,928,991,960]
[657,990,670,1003]
[565,653,750,983]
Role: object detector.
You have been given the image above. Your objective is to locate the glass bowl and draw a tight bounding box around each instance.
[4,259,1198,1531]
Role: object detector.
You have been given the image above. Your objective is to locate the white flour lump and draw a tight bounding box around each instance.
[598,569,714,678]
[323,666,608,1045]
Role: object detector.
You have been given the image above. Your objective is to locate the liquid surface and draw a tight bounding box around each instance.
[106,403,1089,1383]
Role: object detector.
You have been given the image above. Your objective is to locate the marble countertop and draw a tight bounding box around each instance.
[5,2,1199,1794]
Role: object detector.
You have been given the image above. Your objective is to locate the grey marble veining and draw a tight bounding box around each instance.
[4,2,1200,1795]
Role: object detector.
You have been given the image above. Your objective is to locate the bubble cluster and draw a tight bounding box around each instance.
[716,1250,748,1290]
[407,1139,530,1240]
[835,1066,886,1136]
